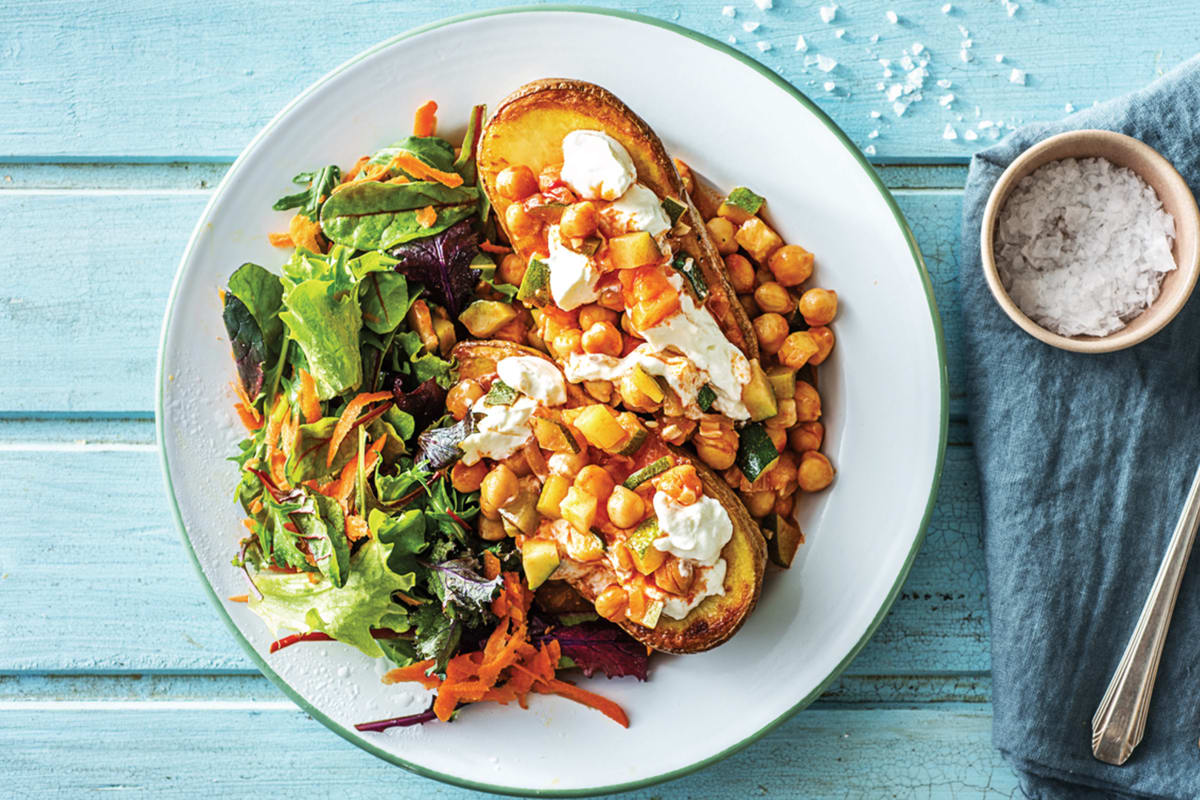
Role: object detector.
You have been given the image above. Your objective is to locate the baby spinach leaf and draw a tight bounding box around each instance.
[222,293,267,400]
[279,278,363,400]
[227,262,284,356]
[368,136,456,174]
[388,218,481,317]
[273,165,342,221]
[360,271,412,335]
[320,180,479,250]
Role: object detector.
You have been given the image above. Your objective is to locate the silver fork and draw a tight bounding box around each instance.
[1091,460,1200,765]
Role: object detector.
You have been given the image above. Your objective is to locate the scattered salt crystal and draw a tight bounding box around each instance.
[886,10,899,23]
[995,157,1177,337]
[869,33,880,43]
[819,4,838,23]
[817,54,838,72]
[942,3,952,12]
[728,35,738,44]
[864,144,877,156]
[869,109,882,118]
[963,129,979,141]
[883,68,893,78]
[943,124,958,140]
[978,120,995,129]
[868,129,880,138]
[900,54,915,70]
[937,79,953,89]
[959,48,972,63]
[824,81,837,92]
[961,38,973,48]
[892,101,907,116]
[995,53,1005,63]
[886,83,903,101]
[757,41,773,52]
[835,28,846,38]
[1009,68,1026,85]
[753,0,773,9]
[876,81,886,91]
[938,93,955,106]
[1005,1,1019,16]
[912,42,925,55]
[1064,102,1075,113]
[742,20,760,32]
[878,57,891,67]
[958,24,969,37]
[794,34,808,51]
[721,5,736,17]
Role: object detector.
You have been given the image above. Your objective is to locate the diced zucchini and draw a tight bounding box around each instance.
[627,517,666,574]
[565,528,606,562]
[537,474,571,518]
[532,416,580,453]
[671,255,709,301]
[575,237,602,257]
[560,486,598,534]
[742,359,778,422]
[633,598,664,629]
[719,187,765,225]
[499,490,540,536]
[737,422,780,482]
[623,457,672,489]
[661,196,688,226]
[765,365,797,400]
[631,365,665,403]
[574,404,627,451]
[521,539,560,590]
[697,384,717,413]
[735,217,783,264]
[484,379,517,406]
[763,513,805,568]
[609,412,649,456]
[516,258,551,306]
[460,300,517,337]
[608,232,660,269]
[526,201,567,221]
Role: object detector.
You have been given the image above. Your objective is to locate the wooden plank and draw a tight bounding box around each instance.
[0,189,968,414]
[2,0,1193,160]
[0,429,986,676]
[2,703,1019,797]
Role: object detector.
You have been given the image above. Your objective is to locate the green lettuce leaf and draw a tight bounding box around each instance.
[227,263,284,354]
[319,180,479,251]
[273,165,342,221]
[279,277,362,400]
[248,536,416,658]
[359,271,413,335]
[368,136,456,174]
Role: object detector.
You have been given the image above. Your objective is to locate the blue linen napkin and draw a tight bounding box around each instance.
[960,55,1200,799]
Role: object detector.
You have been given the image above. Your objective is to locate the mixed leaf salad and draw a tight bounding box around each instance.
[223,102,644,730]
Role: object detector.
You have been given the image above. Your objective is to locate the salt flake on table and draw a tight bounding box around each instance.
[835,28,846,38]
[1065,102,1075,113]
[817,54,838,72]
[943,124,958,140]
[995,53,1005,63]
[757,41,773,52]
[938,93,955,106]
[868,129,879,139]
[869,109,882,118]
[742,20,760,32]
[963,129,978,141]
[824,80,837,92]
[721,5,736,17]
[794,34,808,51]
[892,101,907,116]
[937,78,953,89]
[753,0,772,9]
[728,35,738,44]
[886,10,899,24]
[864,144,877,155]
[1010,68,1026,85]
[942,3,952,12]
[960,48,972,63]
[1005,1,1019,16]
[819,4,838,23]
[912,42,925,55]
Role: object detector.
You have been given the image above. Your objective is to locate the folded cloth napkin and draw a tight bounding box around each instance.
[960,55,1200,799]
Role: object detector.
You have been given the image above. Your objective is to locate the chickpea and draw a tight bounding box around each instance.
[597,286,624,311]
[706,217,738,255]
[551,328,583,358]
[754,281,795,315]
[479,464,519,519]
[773,492,795,518]
[694,418,738,471]
[756,267,774,287]
[779,331,820,370]
[655,559,696,596]
[794,381,822,422]
[478,516,507,541]
[753,313,789,356]
[768,245,815,287]
[725,253,756,293]
[616,374,660,413]
[581,321,622,356]
[595,584,629,622]
[799,288,838,326]
[790,420,824,452]
[495,165,538,201]
[451,459,488,493]
[607,486,646,529]
[768,398,798,430]
[739,294,759,318]
[560,201,599,239]
[798,451,835,492]
[584,380,613,403]
[619,311,637,336]
[498,253,528,287]
[613,541,635,572]
[743,490,776,517]
[446,379,484,420]
[501,449,532,478]
[766,425,787,454]
[658,464,702,506]
[578,304,618,330]
[576,465,615,501]
[808,325,836,365]
[504,201,541,237]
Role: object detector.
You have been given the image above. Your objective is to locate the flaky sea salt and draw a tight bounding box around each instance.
[742,20,760,32]
[886,10,899,23]
[722,5,736,17]
[820,4,838,23]
[1009,68,1026,85]
[994,158,1177,336]
[817,54,838,72]
[757,41,773,52]
[794,34,808,51]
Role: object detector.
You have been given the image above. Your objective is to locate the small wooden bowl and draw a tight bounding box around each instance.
[980,130,1200,353]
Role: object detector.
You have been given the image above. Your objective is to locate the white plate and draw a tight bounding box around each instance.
[157,8,946,795]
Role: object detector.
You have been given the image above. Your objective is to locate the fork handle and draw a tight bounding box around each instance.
[1091,460,1200,765]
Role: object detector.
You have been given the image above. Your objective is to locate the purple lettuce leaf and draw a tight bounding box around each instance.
[391,377,447,435]
[416,414,473,470]
[354,704,437,732]
[388,218,480,317]
[532,616,649,681]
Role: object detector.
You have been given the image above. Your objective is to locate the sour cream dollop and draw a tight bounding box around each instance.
[560,130,637,201]
[606,183,671,236]
[496,356,567,406]
[458,396,537,466]
[546,225,601,310]
[652,491,733,566]
[661,560,727,620]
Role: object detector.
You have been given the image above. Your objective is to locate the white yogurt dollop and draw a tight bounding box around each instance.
[458,396,537,466]
[546,225,601,310]
[606,183,671,236]
[652,491,733,566]
[560,130,637,201]
[496,356,567,406]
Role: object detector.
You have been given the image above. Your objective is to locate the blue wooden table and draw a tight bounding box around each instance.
[2,1,1194,796]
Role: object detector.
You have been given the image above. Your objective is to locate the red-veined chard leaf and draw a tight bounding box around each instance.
[319,180,479,251]
[531,616,649,681]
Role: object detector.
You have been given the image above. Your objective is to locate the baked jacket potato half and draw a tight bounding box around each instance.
[477,78,759,363]
[453,340,766,654]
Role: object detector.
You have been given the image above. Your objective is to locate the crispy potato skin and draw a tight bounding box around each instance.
[478,78,759,362]
[452,339,766,654]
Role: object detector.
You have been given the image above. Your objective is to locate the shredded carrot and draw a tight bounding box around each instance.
[232,381,263,430]
[268,232,293,247]
[327,391,392,467]
[228,594,249,603]
[318,434,387,504]
[415,205,438,228]
[279,407,300,458]
[342,155,370,182]
[242,518,256,532]
[387,151,464,188]
[479,241,511,255]
[249,498,263,515]
[537,679,630,728]
[413,100,438,137]
[298,369,321,424]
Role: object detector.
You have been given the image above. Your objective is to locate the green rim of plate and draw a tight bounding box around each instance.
[156,5,949,796]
